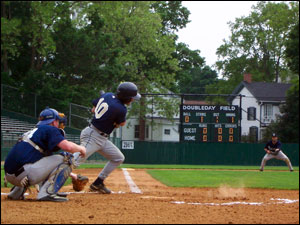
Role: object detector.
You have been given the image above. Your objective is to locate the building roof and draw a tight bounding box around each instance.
[183,100,209,105]
[228,81,292,103]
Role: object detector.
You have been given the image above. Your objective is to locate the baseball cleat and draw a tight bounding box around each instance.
[56,192,68,197]
[39,194,68,202]
[7,186,27,200]
[90,183,111,194]
[290,170,294,172]
[259,169,263,172]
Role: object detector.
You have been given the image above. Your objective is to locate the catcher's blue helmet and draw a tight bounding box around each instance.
[37,107,64,126]
[116,82,141,101]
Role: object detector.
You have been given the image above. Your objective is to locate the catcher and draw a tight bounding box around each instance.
[4,107,86,202]
[259,133,294,172]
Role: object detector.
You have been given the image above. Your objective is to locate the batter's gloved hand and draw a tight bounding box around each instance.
[72,174,89,192]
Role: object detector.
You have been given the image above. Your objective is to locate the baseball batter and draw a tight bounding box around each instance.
[4,108,86,202]
[259,133,294,172]
[71,82,141,194]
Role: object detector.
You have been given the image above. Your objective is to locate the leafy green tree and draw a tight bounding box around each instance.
[151,1,190,34]
[285,22,299,74]
[47,6,120,105]
[206,1,299,104]
[170,42,204,93]
[78,1,181,139]
[1,1,22,73]
[263,78,299,143]
[216,1,298,83]
[179,66,217,96]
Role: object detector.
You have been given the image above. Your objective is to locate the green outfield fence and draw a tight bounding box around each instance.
[1,134,298,166]
[2,141,298,166]
[120,141,299,166]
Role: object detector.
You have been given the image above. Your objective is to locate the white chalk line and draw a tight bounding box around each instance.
[1,191,127,196]
[1,193,29,196]
[171,198,299,206]
[122,168,142,194]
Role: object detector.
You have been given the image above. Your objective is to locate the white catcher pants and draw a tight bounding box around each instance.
[5,154,66,199]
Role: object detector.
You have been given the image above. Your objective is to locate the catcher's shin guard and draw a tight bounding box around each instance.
[46,162,72,195]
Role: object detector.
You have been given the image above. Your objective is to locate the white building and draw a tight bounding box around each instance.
[112,93,181,142]
[228,74,291,141]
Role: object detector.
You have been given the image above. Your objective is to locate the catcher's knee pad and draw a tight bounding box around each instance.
[47,162,72,195]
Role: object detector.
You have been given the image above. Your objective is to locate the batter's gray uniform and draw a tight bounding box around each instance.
[73,125,125,180]
[73,84,140,192]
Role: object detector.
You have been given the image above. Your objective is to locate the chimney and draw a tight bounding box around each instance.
[244,73,252,83]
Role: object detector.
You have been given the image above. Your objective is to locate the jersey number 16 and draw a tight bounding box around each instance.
[95,98,109,119]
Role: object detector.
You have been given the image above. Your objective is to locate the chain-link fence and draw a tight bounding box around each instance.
[1,84,92,130]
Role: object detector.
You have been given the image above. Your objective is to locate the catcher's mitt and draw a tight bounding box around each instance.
[72,174,89,192]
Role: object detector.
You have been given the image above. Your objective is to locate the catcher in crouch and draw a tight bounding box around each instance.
[4,108,86,202]
[259,133,294,172]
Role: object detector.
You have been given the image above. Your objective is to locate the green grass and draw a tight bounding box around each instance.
[2,164,299,189]
[147,170,299,190]
[76,163,299,171]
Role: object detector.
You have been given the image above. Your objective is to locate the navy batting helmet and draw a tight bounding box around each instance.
[116,82,141,101]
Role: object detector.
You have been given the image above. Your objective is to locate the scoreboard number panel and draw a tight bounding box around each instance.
[180,105,240,142]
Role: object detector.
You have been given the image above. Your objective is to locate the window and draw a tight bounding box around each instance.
[145,125,149,139]
[247,107,256,120]
[135,125,149,139]
[264,104,273,117]
[164,129,171,135]
[249,126,258,142]
[134,125,139,139]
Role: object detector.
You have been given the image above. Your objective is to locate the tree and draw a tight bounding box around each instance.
[151,1,190,34]
[179,66,217,96]
[76,2,182,139]
[215,1,299,83]
[1,1,197,133]
[285,22,299,74]
[1,1,22,73]
[169,42,205,93]
[263,78,299,143]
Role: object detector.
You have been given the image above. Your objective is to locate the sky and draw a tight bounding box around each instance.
[176,1,259,69]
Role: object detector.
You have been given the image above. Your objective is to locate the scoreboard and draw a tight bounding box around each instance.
[180,105,240,142]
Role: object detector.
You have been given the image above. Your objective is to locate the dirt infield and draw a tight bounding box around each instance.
[1,168,299,224]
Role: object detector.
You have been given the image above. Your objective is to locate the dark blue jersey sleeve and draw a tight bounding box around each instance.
[115,107,127,124]
[265,140,282,150]
[46,127,65,151]
[92,98,99,107]
[276,141,282,149]
[264,141,271,149]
